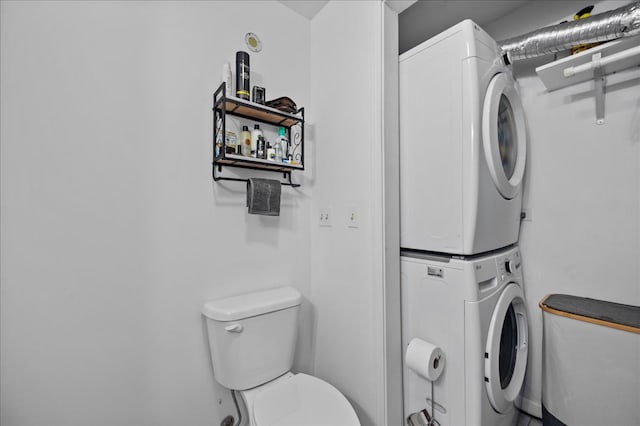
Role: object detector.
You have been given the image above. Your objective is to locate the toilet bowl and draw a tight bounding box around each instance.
[202,286,360,426]
[540,294,640,426]
[240,372,360,426]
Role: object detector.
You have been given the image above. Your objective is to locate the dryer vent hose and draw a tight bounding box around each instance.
[499,1,640,61]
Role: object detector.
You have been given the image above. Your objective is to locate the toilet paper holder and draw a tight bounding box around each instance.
[423,380,446,426]
[407,408,441,426]
[425,397,446,414]
[407,408,436,426]
[406,382,447,426]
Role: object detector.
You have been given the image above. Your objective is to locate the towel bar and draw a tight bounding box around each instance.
[212,166,300,187]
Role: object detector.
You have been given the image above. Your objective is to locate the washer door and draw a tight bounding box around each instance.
[484,283,528,413]
[482,73,527,200]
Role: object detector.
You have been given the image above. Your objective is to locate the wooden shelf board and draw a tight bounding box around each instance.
[215,154,303,172]
[218,96,302,128]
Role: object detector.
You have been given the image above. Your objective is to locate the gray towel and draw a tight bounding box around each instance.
[246,178,281,216]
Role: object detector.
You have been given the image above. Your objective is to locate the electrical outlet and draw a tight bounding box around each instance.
[347,205,360,228]
[319,208,332,227]
[521,208,533,222]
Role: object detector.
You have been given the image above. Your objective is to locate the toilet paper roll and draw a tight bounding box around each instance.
[405,338,445,382]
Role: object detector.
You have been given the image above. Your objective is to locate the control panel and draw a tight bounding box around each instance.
[495,249,521,282]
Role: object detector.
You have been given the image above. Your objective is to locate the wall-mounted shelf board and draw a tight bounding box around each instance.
[216,153,304,172]
[220,95,302,128]
[536,37,640,92]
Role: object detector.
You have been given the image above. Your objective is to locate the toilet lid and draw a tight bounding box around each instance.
[252,373,360,426]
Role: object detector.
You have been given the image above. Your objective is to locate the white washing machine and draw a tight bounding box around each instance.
[399,20,527,255]
[401,245,529,426]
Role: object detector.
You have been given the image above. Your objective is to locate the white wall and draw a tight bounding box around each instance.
[485,0,640,417]
[309,1,396,424]
[0,1,312,425]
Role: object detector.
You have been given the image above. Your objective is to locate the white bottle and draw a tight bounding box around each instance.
[222,62,232,97]
[277,127,289,161]
[274,139,283,163]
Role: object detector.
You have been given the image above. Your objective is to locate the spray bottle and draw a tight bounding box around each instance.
[235,51,250,100]
[222,62,232,97]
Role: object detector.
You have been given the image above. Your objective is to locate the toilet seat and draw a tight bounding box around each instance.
[241,372,360,426]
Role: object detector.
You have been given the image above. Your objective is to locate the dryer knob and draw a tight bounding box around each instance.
[505,259,516,273]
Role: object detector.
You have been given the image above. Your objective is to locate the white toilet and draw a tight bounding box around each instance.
[202,286,360,426]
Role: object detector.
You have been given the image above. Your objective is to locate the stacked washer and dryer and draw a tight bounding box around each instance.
[399,20,529,426]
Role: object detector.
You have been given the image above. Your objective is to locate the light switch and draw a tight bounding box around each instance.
[521,208,533,222]
[347,205,360,228]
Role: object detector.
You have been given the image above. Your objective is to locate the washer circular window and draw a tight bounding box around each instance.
[499,303,518,389]
[482,73,527,200]
[484,283,528,413]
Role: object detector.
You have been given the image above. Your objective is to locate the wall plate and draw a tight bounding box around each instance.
[245,32,262,52]
[347,205,360,228]
[319,208,332,227]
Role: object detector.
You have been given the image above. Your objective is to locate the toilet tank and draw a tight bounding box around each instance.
[202,286,302,390]
[540,294,640,426]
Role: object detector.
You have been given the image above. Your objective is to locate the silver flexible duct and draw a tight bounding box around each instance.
[499,1,640,61]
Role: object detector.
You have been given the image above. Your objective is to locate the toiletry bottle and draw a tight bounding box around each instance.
[235,51,250,100]
[252,86,265,104]
[240,125,251,157]
[250,124,263,158]
[267,143,275,161]
[277,127,289,162]
[274,139,283,163]
[222,62,232,97]
[215,137,222,157]
[225,131,237,154]
[215,117,223,157]
[256,135,266,159]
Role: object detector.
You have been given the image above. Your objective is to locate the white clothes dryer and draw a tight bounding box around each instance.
[399,20,527,255]
[401,245,529,426]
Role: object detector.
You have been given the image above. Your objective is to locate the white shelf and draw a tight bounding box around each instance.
[536,37,640,92]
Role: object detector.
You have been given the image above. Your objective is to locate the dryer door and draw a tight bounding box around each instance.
[484,283,528,413]
[482,73,527,200]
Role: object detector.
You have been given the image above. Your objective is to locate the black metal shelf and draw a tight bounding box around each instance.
[212,82,305,187]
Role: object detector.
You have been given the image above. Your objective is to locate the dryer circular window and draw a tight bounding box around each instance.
[482,73,527,200]
[484,283,528,413]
